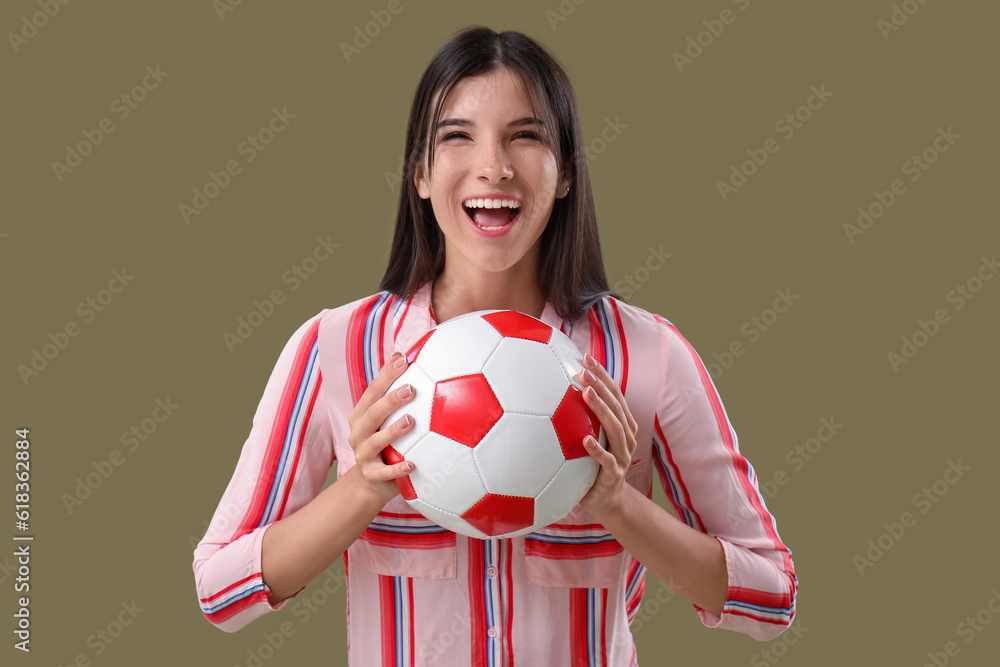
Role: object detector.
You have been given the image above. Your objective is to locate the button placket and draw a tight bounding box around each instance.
[485,539,504,661]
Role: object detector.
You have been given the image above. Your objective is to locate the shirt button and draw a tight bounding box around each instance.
[486,566,497,577]
[487,628,498,639]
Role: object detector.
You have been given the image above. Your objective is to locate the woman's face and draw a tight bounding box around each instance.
[414,68,570,279]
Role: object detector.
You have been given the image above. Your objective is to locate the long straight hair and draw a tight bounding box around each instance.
[379,26,616,321]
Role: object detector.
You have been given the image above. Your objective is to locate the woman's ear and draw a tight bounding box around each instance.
[556,163,572,199]
[414,158,431,199]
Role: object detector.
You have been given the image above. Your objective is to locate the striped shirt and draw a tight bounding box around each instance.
[192,281,797,666]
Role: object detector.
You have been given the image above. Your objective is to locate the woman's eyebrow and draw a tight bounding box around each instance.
[435,117,545,131]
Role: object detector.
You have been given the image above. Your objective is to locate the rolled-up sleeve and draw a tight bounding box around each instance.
[652,315,797,641]
[192,310,335,632]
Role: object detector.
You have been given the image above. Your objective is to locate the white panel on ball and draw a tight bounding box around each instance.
[383,364,437,456]
[473,414,565,497]
[482,338,569,415]
[409,497,488,540]
[546,333,587,388]
[416,316,504,380]
[404,432,487,515]
[533,457,600,526]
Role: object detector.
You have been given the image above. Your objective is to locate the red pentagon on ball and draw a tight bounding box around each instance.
[551,386,602,460]
[462,493,535,536]
[482,310,553,344]
[381,445,417,500]
[430,374,503,447]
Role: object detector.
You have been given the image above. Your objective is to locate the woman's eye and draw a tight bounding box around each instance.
[438,131,544,143]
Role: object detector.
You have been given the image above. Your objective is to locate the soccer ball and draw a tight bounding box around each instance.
[379,310,606,539]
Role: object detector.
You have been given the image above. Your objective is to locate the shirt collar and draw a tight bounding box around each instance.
[392,281,571,353]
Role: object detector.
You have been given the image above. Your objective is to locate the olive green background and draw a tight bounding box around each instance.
[2,0,998,665]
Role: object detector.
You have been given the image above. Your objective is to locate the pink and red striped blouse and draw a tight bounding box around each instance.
[192,281,797,666]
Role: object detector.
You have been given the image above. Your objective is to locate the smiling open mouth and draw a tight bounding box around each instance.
[463,200,521,231]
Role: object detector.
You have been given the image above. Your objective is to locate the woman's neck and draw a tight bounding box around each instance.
[431,270,545,323]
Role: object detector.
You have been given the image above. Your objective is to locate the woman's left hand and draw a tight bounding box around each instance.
[577,353,638,517]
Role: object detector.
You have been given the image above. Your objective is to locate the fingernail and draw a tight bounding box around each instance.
[397,414,412,429]
[583,353,596,367]
[397,384,412,399]
[585,386,597,400]
[394,353,407,369]
[402,461,414,472]
[583,369,597,384]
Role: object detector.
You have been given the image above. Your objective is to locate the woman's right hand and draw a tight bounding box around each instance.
[347,350,417,503]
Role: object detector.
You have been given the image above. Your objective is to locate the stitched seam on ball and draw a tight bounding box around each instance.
[419,499,463,519]
[466,425,493,492]
[501,409,554,418]
[410,361,436,431]
[546,341,576,387]
[535,461,566,502]
[476,334,505,377]
[432,334,504,382]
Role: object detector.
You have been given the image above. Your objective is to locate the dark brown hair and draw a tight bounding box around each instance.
[379,26,615,321]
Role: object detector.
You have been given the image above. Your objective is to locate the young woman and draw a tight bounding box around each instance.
[193,26,797,666]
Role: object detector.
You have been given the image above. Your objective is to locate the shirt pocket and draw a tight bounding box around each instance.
[522,459,651,589]
[348,496,458,580]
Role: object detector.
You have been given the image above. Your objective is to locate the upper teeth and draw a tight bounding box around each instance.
[463,198,520,209]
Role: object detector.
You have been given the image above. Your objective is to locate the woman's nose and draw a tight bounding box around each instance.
[476,141,514,182]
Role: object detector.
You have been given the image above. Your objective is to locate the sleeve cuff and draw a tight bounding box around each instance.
[256,522,295,611]
[694,536,737,629]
